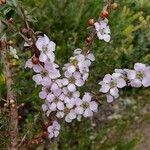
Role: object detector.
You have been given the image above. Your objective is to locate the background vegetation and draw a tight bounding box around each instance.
[0,0,150,149]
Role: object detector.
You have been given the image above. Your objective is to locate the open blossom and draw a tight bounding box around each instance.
[94,20,111,42]
[99,73,126,103]
[36,34,56,62]
[125,63,150,87]
[47,121,61,139]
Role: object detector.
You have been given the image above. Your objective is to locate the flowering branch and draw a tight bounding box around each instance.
[25,0,114,140]
[99,63,150,103]
[0,38,18,149]
[83,0,112,54]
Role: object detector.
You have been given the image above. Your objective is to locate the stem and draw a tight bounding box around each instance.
[0,39,18,150]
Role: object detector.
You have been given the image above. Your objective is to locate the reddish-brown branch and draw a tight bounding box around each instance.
[0,39,18,150]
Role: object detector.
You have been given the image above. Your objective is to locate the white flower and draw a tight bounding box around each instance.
[94,21,111,42]
[36,34,56,62]
[125,63,150,87]
[99,73,126,102]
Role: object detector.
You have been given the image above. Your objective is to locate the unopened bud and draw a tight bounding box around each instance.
[42,131,48,137]
[22,28,29,33]
[18,115,22,120]
[8,17,13,24]
[111,3,118,10]
[101,10,109,18]
[10,99,15,104]
[32,56,40,64]
[86,36,92,43]
[0,0,6,4]
[8,40,13,45]
[88,18,95,26]
[11,104,16,108]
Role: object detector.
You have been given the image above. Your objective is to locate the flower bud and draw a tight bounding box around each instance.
[0,0,6,4]
[88,18,95,26]
[8,18,13,24]
[18,115,22,120]
[42,131,48,137]
[32,56,40,64]
[86,36,92,43]
[111,3,118,10]
[22,28,29,33]
[101,10,109,18]
[8,40,13,45]
[10,99,15,104]
[11,104,16,108]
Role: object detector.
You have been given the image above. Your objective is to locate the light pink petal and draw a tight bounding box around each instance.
[33,65,43,73]
[86,53,95,61]
[103,34,111,42]
[32,74,42,85]
[82,92,92,102]
[39,91,47,99]
[75,79,84,87]
[65,115,72,123]
[106,95,114,103]
[142,77,150,87]
[100,84,110,93]
[57,101,64,110]
[89,101,98,112]
[75,107,84,115]
[39,52,47,62]
[134,63,146,71]
[103,74,112,83]
[68,111,76,120]
[67,83,76,92]
[116,78,126,88]
[46,93,55,102]
[130,79,142,87]
[67,65,76,74]
[110,87,119,97]
[125,69,136,80]
[83,108,93,117]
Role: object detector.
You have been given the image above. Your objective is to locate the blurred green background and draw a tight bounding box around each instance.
[0,0,150,149]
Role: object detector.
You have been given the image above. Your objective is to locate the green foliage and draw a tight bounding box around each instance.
[0,0,150,149]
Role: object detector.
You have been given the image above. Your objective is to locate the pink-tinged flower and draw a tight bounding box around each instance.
[36,34,56,62]
[94,20,111,42]
[44,61,61,79]
[81,93,98,117]
[47,121,61,139]
[25,58,43,73]
[125,63,150,87]
[74,93,98,118]
[99,73,126,102]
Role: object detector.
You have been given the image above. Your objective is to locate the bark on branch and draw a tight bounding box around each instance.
[0,39,18,150]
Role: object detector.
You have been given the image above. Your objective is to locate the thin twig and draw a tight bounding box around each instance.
[0,38,18,150]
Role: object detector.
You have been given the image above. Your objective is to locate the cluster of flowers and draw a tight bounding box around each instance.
[99,63,150,103]
[25,34,98,139]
